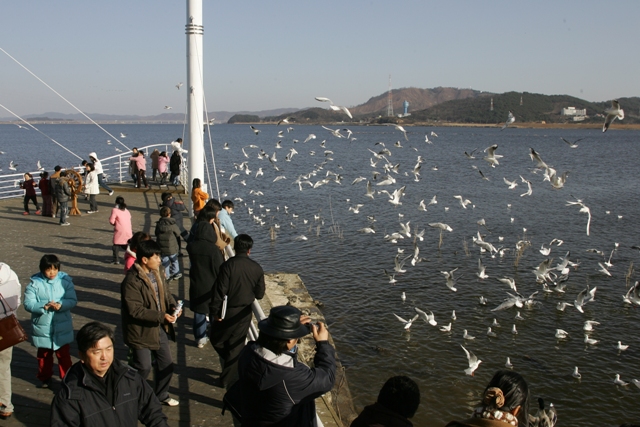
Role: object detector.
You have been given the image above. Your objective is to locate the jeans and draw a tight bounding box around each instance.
[98,173,112,193]
[161,253,179,279]
[88,194,98,212]
[130,328,173,401]
[59,201,69,224]
[193,312,208,341]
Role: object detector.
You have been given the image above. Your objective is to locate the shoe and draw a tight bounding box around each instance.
[0,411,12,419]
[37,379,52,389]
[111,261,121,265]
[87,211,96,214]
[35,210,41,215]
[162,397,179,407]
[60,222,71,226]
[109,190,114,196]
[172,273,183,280]
[22,212,29,215]
[197,337,209,348]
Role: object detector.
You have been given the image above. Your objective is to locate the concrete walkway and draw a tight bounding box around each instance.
[0,184,352,427]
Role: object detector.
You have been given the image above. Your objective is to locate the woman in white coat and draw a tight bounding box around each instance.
[84,163,100,214]
[0,263,22,419]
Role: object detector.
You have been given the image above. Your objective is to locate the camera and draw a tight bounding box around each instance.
[305,322,318,332]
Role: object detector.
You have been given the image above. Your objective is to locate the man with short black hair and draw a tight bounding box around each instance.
[51,322,168,427]
[209,233,265,388]
[224,305,336,426]
[350,375,421,427]
[121,240,181,406]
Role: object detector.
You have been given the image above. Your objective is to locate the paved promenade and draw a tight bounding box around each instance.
[0,185,350,426]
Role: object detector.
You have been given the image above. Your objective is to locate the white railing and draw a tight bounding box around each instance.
[0,143,188,200]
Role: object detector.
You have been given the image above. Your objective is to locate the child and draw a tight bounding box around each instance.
[109,196,133,264]
[23,255,77,388]
[190,178,208,218]
[21,173,41,215]
[124,232,150,273]
[155,207,182,280]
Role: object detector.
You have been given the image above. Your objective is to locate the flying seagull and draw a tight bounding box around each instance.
[603,100,624,132]
[501,111,515,130]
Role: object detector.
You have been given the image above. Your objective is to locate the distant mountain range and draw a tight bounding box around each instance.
[3,87,638,126]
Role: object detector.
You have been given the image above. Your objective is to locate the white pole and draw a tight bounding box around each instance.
[186,0,205,203]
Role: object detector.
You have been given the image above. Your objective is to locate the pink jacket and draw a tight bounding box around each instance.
[129,154,147,171]
[109,207,133,245]
[158,155,169,174]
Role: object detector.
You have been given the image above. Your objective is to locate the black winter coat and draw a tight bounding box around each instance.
[154,217,181,255]
[187,221,224,314]
[224,341,336,427]
[51,359,168,427]
[169,152,181,175]
[161,198,186,232]
[209,253,266,320]
[55,177,72,203]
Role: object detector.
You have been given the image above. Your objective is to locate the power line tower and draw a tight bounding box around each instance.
[387,74,394,117]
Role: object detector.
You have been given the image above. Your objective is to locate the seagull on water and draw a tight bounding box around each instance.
[583,320,600,331]
[460,345,481,376]
[505,357,513,369]
[555,329,569,339]
[572,366,581,379]
[463,330,476,340]
[393,313,419,330]
[616,341,629,351]
[614,374,629,386]
[584,334,599,345]
[603,100,624,132]
[439,323,452,332]
[486,327,497,338]
[414,307,437,326]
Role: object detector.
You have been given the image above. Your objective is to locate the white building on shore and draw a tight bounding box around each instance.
[561,107,587,121]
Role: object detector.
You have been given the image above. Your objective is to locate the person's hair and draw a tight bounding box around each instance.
[160,151,167,157]
[482,370,529,425]
[192,178,201,189]
[82,160,88,166]
[234,234,253,254]
[89,155,97,161]
[196,206,217,223]
[222,200,234,209]
[39,254,61,274]
[132,147,138,152]
[160,206,171,217]
[60,171,67,177]
[77,321,114,353]
[256,333,290,356]
[176,138,182,143]
[128,231,150,252]
[205,198,222,212]
[86,162,95,171]
[136,240,162,262]
[377,376,420,419]
[139,151,145,156]
[115,196,126,210]
[161,192,172,202]
[24,173,33,179]
[40,171,49,179]
[54,165,61,172]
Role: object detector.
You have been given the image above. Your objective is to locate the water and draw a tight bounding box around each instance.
[2,123,640,425]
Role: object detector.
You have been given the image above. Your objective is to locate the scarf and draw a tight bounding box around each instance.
[471,407,518,426]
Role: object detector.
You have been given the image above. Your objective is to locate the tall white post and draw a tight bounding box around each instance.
[186,0,204,197]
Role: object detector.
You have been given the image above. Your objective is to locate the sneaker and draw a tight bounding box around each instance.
[60,222,71,226]
[108,190,114,196]
[87,211,96,214]
[22,212,29,215]
[111,261,121,265]
[35,210,41,215]
[172,273,183,280]
[37,379,52,389]
[162,397,179,407]
[197,337,209,348]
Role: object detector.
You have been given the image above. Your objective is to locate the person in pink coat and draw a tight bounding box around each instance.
[157,151,170,185]
[109,196,133,265]
[129,151,148,189]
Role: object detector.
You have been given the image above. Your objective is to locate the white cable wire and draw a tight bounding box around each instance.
[0,46,130,152]
[0,103,83,161]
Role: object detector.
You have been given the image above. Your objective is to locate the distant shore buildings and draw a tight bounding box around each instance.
[561,106,588,122]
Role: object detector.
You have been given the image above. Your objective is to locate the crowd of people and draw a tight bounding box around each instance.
[16,139,187,224]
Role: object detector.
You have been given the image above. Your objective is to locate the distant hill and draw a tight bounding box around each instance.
[403,92,640,125]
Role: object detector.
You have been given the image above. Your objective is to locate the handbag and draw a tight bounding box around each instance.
[0,294,28,352]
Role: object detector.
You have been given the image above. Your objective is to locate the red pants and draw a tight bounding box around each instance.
[37,344,72,381]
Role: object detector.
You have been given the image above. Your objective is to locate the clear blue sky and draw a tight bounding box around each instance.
[1,1,638,117]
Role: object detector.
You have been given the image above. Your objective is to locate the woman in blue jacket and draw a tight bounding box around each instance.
[24,255,77,388]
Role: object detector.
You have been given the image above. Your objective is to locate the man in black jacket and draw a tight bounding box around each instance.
[209,234,265,388]
[51,322,168,427]
[223,305,336,427]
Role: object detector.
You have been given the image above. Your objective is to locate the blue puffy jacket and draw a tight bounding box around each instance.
[24,271,77,350]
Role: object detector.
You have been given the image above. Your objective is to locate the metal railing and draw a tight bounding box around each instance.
[0,143,188,200]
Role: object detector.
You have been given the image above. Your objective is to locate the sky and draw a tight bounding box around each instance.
[1,1,639,117]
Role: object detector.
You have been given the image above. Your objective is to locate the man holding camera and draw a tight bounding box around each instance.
[223,305,336,427]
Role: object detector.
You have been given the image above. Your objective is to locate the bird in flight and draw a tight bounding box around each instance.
[164,106,172,110]
[176,82,183,90]
[501,111,515,130]
[603,100,624,132]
